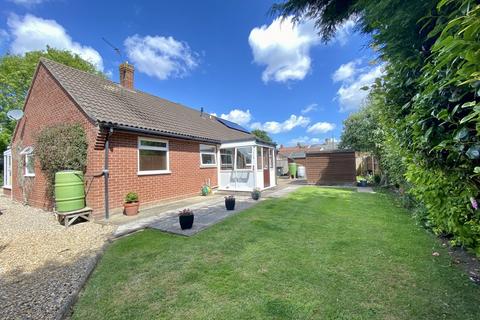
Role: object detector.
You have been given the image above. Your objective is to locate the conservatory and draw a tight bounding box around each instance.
[218,140,276,192]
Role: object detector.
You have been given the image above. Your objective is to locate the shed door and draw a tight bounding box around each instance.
[263,147,270,188]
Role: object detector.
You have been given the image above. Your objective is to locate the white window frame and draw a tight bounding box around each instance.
[220,148,235,171]
[3,149,12,188]
[199,144,217,167]
[137,137,170,175]
[256,146,263,171]
[235,146,253,171]
[20,146,35,177]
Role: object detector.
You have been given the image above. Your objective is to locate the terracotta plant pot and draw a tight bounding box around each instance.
[124,201,139,216]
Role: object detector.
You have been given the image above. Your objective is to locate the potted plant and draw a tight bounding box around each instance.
[251,188,261,201]
[201,184,211,196]
[124,192,139,216]
[179,208,194,229]
[356,176,368,187]
[225,195,235,210]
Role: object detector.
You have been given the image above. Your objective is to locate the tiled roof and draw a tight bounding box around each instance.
[40,58,255,143]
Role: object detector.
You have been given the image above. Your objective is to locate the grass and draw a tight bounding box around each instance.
[72,187,480,319]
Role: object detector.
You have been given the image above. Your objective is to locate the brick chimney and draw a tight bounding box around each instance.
[119,62,134,89]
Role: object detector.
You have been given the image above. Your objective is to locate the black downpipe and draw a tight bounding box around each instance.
[104,127,113,220]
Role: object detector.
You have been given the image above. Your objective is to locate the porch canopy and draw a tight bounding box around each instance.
[218,140,276,192]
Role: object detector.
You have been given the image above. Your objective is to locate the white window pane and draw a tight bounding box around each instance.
[257,147,262,169]
[201,154,216,165]
[140,140,167,148]
[236,147,252,169]
[220,148,234,170]
[25,154,35,175]
[139,149,167,171]
[200,144,216,153]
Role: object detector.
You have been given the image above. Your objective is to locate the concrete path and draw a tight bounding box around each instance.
[149,195,258,236]
[112,183,304,238]
[357,186,375,193]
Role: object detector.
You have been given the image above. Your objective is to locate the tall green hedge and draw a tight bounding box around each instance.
[273,0,480,254]
[372,0,480,254]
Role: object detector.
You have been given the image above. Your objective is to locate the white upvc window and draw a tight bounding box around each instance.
[236,146,253,170]
[137,137,170,175]
[256,146,262,171]
[3,149,12,188]
[220,148,234,170]
[200,144,217,167]
[20,146,35,177]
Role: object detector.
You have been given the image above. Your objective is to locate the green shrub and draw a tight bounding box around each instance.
[35,123,88,199]
[125,192,139,203]
[406,163,480,254]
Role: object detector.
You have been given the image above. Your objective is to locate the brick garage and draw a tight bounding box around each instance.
[305,151,356,185]
[4,58,272,219]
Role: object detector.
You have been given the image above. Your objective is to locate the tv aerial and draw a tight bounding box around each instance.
[102,37,123,59]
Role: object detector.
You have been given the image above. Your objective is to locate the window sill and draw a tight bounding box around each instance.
[200,165,217,168]
[137,170,171,176]
[24,174,35,177]
[3,186,11,189]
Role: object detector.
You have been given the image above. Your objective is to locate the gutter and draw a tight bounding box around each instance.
[102,122,221,144]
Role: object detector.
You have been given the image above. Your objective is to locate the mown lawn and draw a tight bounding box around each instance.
[72,187,480,319]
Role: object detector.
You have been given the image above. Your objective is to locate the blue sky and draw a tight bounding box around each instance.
[0,0,381,146]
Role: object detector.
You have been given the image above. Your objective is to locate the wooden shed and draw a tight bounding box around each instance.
[305,150,356,185]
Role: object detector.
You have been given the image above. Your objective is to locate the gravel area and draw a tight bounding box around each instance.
[0,195,115,320]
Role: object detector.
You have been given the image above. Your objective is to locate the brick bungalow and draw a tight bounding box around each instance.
[2,58,276,219]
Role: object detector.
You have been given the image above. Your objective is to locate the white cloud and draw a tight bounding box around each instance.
[6,14,104,71]
[248,16,319,83]
[9,0,46,6]
[0,29,9,47]
[334,17,357,46]
[124,34,199,80]
[307,122,336,134]
[301,103,317,114]
[218,109,252,126]
[251,114,310,134]
[332,61,358,82]
[288,136,321,145]
[335,63,384,112]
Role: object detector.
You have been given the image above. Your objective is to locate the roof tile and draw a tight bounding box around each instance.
[40,58,254,143]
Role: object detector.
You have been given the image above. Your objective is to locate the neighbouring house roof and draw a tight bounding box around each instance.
[278,146,319,159]
[288,151,306,159]
[39,58,258,144]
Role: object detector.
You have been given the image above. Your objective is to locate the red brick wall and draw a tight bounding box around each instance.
[11,63,218,218]
[11,64,98,210]
[102,132,218,216]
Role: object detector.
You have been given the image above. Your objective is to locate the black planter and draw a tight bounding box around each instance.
[252,192,260,201]
[225,198,235,210]
[358,180,367,187]
[179,215,194,229]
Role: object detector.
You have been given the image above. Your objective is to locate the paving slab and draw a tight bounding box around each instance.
[357,187,375,193]
[149,196,259,236]
[113,183,304,238]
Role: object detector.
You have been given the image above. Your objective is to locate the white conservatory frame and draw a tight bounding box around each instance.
[217,140,276,192]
